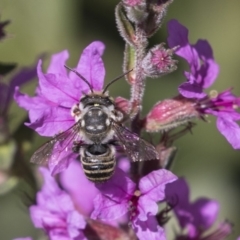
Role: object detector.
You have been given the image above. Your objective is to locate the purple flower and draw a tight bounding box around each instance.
[30,167,87,240]
[14,41,105,137]
[167,19,240,149]
[165,178,232,240]
[91,167,177,240]
[14,41,106,174]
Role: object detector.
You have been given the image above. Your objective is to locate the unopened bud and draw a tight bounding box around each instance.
[144,0,174,37]
[115,3,136,46]
[142,44,177,78]
[122,0,148,24]
[115,96,130,115]
[144,96,199,132]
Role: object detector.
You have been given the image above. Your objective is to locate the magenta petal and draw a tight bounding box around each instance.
[38,60,79,108]
[165,178,189,206]
[47,50,69,77]
[179,81,206,99]
[216,115,240,149]
[14,87,74,136]
[60,160,99,216]
[38,167,61,196]
[25,107,74,137]
[133,215,166,240]
[138,169,177,220]
[70,41,105,92]
[96,167,136,202]
[91,193,128,220]
[30,206,66,228]
[194,40,219,88]
[92,168,135,220]
[192,198,219,230]
[67,211,86,238]
[138,197,158,221]
[48,229,72,240]
[167,19,198,68]
[67,211,86,230]
[139,169,177,202]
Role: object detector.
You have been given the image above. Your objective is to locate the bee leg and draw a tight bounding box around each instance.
[72,140,82,153]
[108,139,119,146]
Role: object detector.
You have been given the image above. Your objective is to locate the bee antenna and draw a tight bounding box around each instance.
[102,69,133,94]
[64,65,94,93]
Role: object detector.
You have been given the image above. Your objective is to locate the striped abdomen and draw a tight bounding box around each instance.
[80,144,116,183]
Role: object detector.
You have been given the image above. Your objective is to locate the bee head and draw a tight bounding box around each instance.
[80,93,114,108]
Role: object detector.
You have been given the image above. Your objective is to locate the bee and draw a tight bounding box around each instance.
[30,66,159,182]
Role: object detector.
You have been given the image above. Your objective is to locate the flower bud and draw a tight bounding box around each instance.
[122,0,148,24]
[115,96,130,115]
[115,3,136,46]
[144,96,199,132]
[144,0,174,37]
[142,43,177,78]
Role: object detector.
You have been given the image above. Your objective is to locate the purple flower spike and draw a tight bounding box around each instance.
[166,178,232,239]
[92,168,177,240]
[30,167,87,240]
[14,41,105,137]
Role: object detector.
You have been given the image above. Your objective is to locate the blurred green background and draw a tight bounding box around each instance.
[0,0,240,239]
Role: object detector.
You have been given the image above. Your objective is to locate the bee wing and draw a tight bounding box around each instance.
[112,123,159,162]
[30,122,81,166]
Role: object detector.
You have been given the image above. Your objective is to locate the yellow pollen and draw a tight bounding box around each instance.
[134,190,141,197]
[209,90,218,99]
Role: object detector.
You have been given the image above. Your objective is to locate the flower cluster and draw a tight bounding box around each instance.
[12,0,239,239]
[30,167,87,240]
[145,20,240,149]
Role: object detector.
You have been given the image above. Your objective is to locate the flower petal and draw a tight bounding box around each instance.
[47,50,69,77]
[60,160,99,216]
[179,71,206,99]
[91,193,128,220]
[167,19,198,69]
[192,198,219,230]
[96,167,136,203]
[14,87,74,136]
[30,206,66,228]
[70,41,105,92]
[38,60,79,108]
[67,211,86,238]
[133,215,166,240]
[139,169,177,202]
[216,114,240,149]
[92,168,135,220]
[194,40,219,89]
